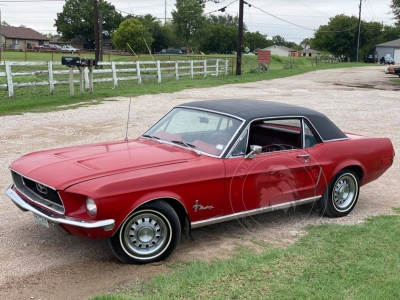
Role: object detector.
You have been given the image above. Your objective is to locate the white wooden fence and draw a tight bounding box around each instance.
[0,59,230,98]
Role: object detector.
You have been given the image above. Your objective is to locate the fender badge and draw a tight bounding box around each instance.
[193,200,214,212]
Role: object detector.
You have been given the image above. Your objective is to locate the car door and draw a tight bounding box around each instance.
[223,118,316,215]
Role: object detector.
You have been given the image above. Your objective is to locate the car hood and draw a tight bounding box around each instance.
[10,139,197,190]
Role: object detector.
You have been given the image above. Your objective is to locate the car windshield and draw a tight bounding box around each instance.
[143,107,242,156]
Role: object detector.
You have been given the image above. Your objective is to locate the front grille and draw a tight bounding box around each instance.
[11,171,65,214]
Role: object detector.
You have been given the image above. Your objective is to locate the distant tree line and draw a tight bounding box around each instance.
[53,0,400,59]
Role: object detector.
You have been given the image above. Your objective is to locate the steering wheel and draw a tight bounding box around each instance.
[261,144,287,153]
[212,137,229,146]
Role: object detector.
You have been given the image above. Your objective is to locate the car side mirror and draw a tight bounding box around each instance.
[245,145,262,159]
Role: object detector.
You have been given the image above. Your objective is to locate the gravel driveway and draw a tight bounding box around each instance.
[0,66,398,299]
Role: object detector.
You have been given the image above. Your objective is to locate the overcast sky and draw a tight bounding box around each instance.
[0,0,395,43]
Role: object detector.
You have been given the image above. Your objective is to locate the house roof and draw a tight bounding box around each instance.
[375,39,400,47]
[263,45,297,52]
[301,48,320,54]
[2,26,49,41]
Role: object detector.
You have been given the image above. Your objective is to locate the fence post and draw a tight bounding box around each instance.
[136,61,142,85]
[111,61,118,88]
[190,60,194,79]
[5,61,14,98]
[69,66,75,96]
[175,61,179,81]
[157,60,161,83]
[215,59,219,77]
[225,59,229,76]
[48,61,55,95]
[204,60,207,78]
[84,67,89,91]
[89,67,94,94]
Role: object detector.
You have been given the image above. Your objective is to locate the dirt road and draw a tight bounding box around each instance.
[0,66,398,299]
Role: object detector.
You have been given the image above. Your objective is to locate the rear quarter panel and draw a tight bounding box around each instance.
[307,135,394,193]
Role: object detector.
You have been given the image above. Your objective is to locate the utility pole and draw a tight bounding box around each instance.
[165,0,167,23]
[356,0,362,62]
[99,10,103,62]
[94,0,99,62]
[236,0,244,75]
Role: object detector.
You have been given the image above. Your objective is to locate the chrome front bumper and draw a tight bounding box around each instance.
[5,184,115,231]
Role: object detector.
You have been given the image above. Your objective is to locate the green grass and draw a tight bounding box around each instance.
[92,213,400,300]
[0,52,367,116]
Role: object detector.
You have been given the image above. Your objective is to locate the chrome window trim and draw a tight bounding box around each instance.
[323,137,350,142]
[227,116,307,158]
[142,106,246,159]
[191,196,321,228]
[301,119,306,149]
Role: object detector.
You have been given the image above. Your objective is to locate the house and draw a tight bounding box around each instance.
[375,39,400,62]
[301,48,320,57]
[262,45,299,57]
[1,26,49,50]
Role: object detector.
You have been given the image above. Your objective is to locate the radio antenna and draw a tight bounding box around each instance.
[124,94,132,141]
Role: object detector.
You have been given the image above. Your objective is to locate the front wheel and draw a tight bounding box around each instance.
[109,200,181,264]
[318,170,360,217]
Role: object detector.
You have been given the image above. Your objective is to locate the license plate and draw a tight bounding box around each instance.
[33,214,49,228]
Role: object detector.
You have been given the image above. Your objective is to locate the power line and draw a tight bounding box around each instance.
[247,1,359,33]
[293,0,331,17]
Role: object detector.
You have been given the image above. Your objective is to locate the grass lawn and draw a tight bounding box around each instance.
[0,52,367,116]
[92,212,400,300]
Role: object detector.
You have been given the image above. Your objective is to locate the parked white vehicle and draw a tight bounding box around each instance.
[62,45,80,53]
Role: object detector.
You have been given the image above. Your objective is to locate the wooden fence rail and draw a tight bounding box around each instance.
[0,59,230,98]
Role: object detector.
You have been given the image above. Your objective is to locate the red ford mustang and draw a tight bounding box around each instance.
[5,100,395,264]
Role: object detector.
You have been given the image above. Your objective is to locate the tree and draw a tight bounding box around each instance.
[391,0,400,23]
[172,0,205,51]
[272,35,287,46]
[135,14,170,52]
[300,38,314,49]
[55,0,123,48]
[1,21,10,26]
[111,19,154,53]
[313,14,383,60]
[244,31,272,51]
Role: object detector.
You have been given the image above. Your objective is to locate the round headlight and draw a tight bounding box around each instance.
[86,198,97,216]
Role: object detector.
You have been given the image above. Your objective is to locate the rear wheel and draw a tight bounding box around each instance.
[319,170,360,217]
[109,200,181,264]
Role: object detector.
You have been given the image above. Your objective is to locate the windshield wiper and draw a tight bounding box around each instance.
[172,140,201,155]
[142,134,162,144]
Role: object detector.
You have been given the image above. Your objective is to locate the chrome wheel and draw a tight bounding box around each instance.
[332,174,358,212]
[318,169,360,218]
[109,200,181,264]
[121,210,171,259]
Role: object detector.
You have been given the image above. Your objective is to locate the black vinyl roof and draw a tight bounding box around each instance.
[178,99,347,141]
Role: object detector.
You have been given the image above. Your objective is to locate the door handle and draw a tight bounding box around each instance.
[297,154,310,159]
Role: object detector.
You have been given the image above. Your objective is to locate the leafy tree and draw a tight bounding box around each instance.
[244,31,272,51]
[55,0,123,48]
[391,0,400,23]
[272,35,287,46]
[198,14,240,54]
[313,15,359,59]
[135,14,170,52]
[172,0,205,51]
[111,19,154,53]
[1,21,10,26]
[313,14,385,60]
[300,38,314,49]
[164,21,185,48]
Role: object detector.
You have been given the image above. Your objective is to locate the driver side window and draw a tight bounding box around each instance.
[248,119,302,153]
